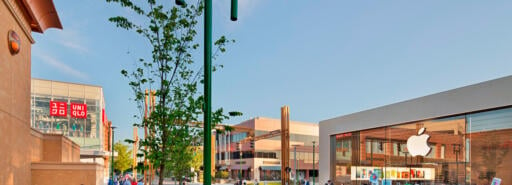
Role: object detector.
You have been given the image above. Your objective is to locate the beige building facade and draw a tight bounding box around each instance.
[216,117,319,182]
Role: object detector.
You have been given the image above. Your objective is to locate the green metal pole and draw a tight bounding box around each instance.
[312,141,315,185]
[204,0,212,184]
[230,0,238,21]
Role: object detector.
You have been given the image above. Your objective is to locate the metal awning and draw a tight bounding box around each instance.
[260,166,281,171]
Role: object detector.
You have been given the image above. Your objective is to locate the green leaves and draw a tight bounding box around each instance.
[106,0,145,15]
[107,0,240,184]
[109,16,135,30]
[114,142,133,173]
[228,111,243,117]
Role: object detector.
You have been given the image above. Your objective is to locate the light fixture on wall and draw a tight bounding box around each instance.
[8,30,20,55]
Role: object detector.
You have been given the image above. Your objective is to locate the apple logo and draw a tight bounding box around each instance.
[406,127,431,157]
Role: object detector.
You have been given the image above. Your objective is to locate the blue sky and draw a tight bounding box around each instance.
[32,0,512,142]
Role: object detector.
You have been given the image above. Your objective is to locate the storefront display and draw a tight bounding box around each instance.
[351,166,435,181]
[332,107,512,185]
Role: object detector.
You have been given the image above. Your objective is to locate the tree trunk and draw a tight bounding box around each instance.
[159,164,165,185]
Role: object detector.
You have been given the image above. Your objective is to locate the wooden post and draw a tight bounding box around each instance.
[281,106,290,185]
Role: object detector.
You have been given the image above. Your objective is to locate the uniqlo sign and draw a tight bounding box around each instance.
[50,101,67,117]
[71,103,87,118]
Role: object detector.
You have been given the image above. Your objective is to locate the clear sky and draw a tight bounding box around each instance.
[32,0,512,142]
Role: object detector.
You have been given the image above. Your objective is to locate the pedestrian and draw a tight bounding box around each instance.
[113,175,119,185]
[122,174,131,185]
[131,177,137,185]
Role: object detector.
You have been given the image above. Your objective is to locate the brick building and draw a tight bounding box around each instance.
[0,0,107,184]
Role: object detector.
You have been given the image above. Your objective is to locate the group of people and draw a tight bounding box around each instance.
[324,180,334,185]
[110,174,143,185]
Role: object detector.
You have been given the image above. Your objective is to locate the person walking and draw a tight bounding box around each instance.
[122,174,131,185]
[130,177,137,185]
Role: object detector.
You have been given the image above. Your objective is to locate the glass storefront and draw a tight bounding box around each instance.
[30,79,104,150]
[332,107,512,185]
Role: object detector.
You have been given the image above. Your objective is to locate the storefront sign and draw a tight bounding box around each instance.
[336,133,352,139]
[407,128,432,157]
[50,101,67,117]
[351,166,435,181]
[8,30,20,55]
[71,103,87,118]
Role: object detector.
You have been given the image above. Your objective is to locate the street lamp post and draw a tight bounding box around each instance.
[110,126,116,184]
[174,1,238,184]
[239,142,242,182]
[453,144,461,184]
[293,145,300,185]
[312,141,316,185]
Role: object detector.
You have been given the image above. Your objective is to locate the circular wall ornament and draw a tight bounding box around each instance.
[8,30,20,55]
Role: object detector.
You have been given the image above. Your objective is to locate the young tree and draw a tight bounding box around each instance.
[105,0,240,185]
[190,147,203,179]
[114,142,133,174]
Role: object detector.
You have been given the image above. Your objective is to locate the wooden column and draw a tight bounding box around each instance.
[281,106,290,185]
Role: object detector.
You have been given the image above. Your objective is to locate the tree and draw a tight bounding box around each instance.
[105,0,240,185]
[114,142,133,174]
[189,146,203,180]
[190,147,203,174]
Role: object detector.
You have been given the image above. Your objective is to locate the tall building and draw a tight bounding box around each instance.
[319,75,512,185]
[30,78,112,178]
[215,117,319,182]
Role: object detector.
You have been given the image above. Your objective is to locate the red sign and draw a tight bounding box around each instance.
[50,101,67,117]
[336,133,352,139]
[71,103,87,118]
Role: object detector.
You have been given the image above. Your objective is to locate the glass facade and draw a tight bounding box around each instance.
[332,107,512,185]
[30,79,105,150]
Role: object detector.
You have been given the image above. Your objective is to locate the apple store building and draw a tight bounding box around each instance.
[319,75,512,185]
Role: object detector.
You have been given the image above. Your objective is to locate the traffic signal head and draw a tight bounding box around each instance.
[231,0,238,21]
[176,0,186,6]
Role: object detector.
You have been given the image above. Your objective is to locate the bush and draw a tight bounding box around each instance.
[267,182,282,185]
[215,171,229,179]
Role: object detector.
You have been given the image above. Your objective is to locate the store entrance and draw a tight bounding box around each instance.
[333,116,468,185]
